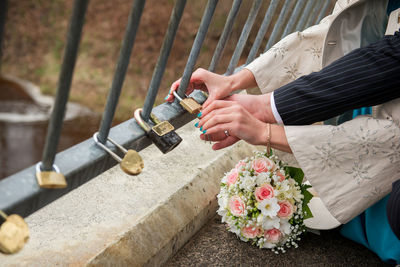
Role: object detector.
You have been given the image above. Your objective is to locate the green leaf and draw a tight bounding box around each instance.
[302,187,313,209]
[302,203,314,220]
[301,186,314,219]
[285,166,304,185]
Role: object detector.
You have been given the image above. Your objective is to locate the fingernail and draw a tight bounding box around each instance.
[194,122,199,127]
[200,126,203,131]
[164,95,169,100]
[203,129,207,133]
[197,112,202,118]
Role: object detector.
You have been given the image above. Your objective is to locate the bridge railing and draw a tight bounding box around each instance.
[0,0,333,218]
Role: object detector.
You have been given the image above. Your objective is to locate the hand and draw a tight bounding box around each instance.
[225,93,277,123]
[198,100,269,149]
[165,68,232,107]
[165,68,258,108]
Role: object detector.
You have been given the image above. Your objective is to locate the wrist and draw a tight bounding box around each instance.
[261,93,277,124]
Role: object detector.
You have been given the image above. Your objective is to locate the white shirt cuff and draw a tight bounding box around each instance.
[270,91,283,124]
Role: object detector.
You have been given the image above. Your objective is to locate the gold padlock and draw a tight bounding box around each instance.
[149,113,175,136]
[0,210,29,254]
[36,163,67,189]
[93,133,144,175]
[173,91,202,115]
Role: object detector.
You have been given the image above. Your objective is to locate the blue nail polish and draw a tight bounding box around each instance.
[197,112,202,118]
[203,129,207,134]
[194,122,199,127]
[200,126,203,131]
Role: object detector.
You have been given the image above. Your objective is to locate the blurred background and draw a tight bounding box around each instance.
[0,0,288,178]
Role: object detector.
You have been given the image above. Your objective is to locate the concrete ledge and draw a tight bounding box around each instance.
[0,121,259,266]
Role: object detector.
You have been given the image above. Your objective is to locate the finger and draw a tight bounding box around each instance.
[166,78,182,102]
[200,100,235,119]
[200,121,235,138]
[199,131,226,142]
[212,136,239,150]
[201,113,236,133]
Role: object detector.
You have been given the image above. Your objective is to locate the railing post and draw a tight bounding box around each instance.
[176,0,218,98]
[264,0,295,51]
[246,0,279,64]
[295,0,315,32]
[305,0,323,28]
[141,0,187,122]
[208,0,242,73]
[0,0,7,72]
[226,0,262,75]
[317,1,332,24]
[41,0,89,171]
[97,0,146,143]
[280,0,307,39]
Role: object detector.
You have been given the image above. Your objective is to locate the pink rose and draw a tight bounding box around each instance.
[264,228,282,243]
[228,196,246,216]
[277,200,294,219]
[276,171,285,182]
[252,158,275,173]
[227,170,239,185]
[254,183,275,202]
[235,161,246,170]
[241,225,262,239]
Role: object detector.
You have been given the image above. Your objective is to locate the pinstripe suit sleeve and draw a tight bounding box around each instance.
[273,31,400,125]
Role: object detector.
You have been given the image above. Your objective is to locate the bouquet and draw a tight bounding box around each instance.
[217,150,313,253]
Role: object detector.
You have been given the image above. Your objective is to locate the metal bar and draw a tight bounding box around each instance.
[41,0,89,171]
[305,0,323,28]
[295,0,315,32]
[280,0,307,38]
[97,0,146,144]
[0,91,207,217]
[141,0,186,122]
[0,0,7,72]
[176,0,218,97]
[208,0,242,72]
[246,0,279,64]
[264,0,294,52]
[225,0,262,75]
[317,1,332,23]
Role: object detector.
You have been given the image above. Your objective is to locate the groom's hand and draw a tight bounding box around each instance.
[224,93,277,124]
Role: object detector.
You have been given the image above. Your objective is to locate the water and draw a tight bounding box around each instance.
[0,76,100,180]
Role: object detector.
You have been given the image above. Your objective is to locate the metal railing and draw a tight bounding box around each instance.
[0,0,334,217]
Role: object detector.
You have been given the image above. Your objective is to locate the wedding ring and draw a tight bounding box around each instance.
[224,130,230,137]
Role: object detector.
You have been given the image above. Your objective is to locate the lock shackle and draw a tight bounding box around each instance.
[0,210,8,220]
[36,162,61,173]
[134,108,151,132]
[93,132,125,163]
[173,91,190,102]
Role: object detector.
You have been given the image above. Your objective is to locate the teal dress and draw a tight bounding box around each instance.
[337,2,400,264]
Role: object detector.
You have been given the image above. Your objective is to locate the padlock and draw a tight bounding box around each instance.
[173,91,202,115]
[0,210,29,254]
[36,162,67,189]
[134,108,182,154]
[93,133,144,175]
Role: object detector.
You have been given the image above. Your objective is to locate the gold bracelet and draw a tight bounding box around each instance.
[266,123,271,156]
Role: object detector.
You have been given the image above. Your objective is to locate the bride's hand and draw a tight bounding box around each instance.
[198,100,269,149]
[198,100,292,152]
[165,68,232,107]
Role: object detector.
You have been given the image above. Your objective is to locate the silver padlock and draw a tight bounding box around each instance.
[93,133,144,175]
